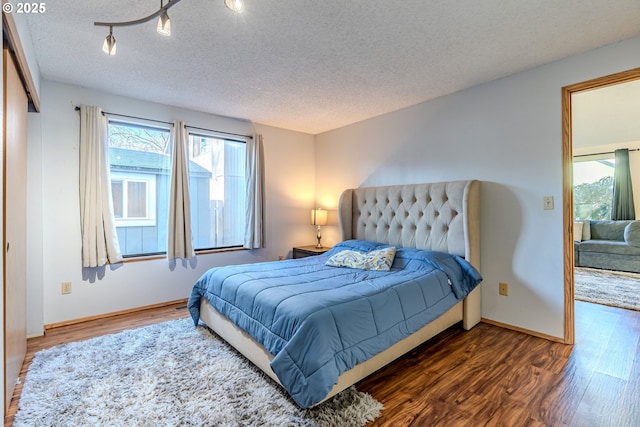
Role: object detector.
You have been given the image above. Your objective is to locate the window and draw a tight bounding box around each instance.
[107,120,247,257]
[573,155,615,220]
[188,133,246,250]
[110,172,156,226]
[108,121,171,257]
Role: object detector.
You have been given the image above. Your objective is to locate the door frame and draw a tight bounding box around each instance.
[562,67,640,345]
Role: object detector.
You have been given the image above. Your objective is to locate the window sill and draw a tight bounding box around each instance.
[195,246,248,256]
[118,246,248,263]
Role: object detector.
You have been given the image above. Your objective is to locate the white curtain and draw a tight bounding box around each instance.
[79,105,123,267]
[244,134,265,248]
[167,120,195,260]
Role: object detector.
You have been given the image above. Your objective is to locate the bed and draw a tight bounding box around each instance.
[188,180,481,408]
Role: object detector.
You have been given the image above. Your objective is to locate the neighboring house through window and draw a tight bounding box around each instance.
[111,171,156,226]
[188,132,246,250]
[107,120,246,257]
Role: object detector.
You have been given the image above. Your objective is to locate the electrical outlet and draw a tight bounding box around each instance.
[499,282,509,296]
[278,255,284,260]
[61,281,72,295]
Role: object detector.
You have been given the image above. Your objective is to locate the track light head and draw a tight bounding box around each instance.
[102,27,117,55]
[157,10,171,36]
[225,0,245,13]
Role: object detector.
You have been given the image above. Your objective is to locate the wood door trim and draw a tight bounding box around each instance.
[561,67,640,345]
[2,45,7,417]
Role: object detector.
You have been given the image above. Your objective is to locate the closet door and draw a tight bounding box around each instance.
[3,47,27,411]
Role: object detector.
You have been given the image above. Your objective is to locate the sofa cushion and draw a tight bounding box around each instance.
[578,240,640,256]
[582,221,591,241]
[589,220,632,241]
[624,221,640,247]
[579,251,640,273]
[573,221,584,242]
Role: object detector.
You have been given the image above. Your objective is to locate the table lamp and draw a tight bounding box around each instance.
[311,208,328,248]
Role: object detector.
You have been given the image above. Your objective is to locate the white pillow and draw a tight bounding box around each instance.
[573,221,584,242]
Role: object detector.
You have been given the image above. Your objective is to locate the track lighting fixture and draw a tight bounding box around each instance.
[102,27,116,55]
[157,4,171,36]
[224,0,245,13]
[95,0,244,55]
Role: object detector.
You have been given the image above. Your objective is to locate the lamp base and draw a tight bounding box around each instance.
[316,226,322,248]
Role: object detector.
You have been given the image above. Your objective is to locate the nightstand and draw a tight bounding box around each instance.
[293,245,331,259]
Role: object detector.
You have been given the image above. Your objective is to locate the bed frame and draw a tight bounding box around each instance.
[198,180,480,404]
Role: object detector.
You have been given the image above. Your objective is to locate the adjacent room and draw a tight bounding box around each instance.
[2,1,640,425]
[572,79,640,312]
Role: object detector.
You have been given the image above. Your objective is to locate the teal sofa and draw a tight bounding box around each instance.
[574,220,640,273]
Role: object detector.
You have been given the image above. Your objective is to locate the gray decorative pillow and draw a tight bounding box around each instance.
[582,220,591,241]
[624,221,640,247]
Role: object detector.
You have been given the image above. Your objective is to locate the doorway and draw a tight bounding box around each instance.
[562,67,640,344]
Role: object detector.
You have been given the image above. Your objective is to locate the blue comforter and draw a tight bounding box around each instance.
[188,240,482,408]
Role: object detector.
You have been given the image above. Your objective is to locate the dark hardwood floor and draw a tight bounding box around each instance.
[5,301,639,426]
[360,301,640,426]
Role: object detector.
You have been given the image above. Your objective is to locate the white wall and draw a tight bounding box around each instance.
[26,81,316,335]
[315,36,640,340]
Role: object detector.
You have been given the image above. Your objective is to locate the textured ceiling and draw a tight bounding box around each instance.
[25,0,640,134]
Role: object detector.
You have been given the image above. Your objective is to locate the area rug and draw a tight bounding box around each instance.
[574,267,640,311]
[14,318,383,427]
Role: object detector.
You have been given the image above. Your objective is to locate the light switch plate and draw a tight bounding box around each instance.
[543,196,554,210]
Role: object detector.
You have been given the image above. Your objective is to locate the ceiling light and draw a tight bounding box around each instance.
[225,0,245,13]
[102,27,116,55]
[95,0,245,55]
[157,10,171,36]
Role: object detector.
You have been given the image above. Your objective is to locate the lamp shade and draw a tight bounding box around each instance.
[311,209,328,226]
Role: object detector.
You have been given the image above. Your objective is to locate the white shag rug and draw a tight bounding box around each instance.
[15,318,383,427]
[574,267,640,311]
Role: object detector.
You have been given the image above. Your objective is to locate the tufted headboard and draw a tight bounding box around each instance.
[338,180,480,269]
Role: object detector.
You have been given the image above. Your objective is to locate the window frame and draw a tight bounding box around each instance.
[107,119,171,258]
[110,171,157,227]
[187,130,247,253]
[105,118,249,259]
